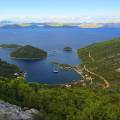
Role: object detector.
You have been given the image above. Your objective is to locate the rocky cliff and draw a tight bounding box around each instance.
[0,100,38,120]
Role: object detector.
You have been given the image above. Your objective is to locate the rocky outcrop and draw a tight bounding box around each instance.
[0,100,38,120]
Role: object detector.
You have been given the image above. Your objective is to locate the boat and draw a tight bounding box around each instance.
[52,62,59,73]
[53,70,59,73]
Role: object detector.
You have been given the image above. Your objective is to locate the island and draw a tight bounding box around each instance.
[50,61,72,71]
[46,23,77,28]
[59,64,72,70]
[47,23,65,27]
[10,45,47,60]
[16,23,32,27]
[79,23,104,28]
[64,46,72,51]
[0,44,22,48]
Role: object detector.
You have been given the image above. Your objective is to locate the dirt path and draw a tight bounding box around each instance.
[89,52,95,62]
[74,51,110,88]
[87,52,110,88]
[84,65,110,88]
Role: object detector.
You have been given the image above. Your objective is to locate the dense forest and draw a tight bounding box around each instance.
[0,38,120,120]
[0,44,22,48]
[77,38,120,83]
[0,75,120,120]
[0,59,21,78]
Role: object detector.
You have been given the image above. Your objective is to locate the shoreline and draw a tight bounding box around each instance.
[74,65,84,78]
[73,65,94,86]
[10,56,45,60]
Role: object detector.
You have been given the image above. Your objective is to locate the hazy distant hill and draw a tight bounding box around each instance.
[104,23,120,28]
[0,21,120,28]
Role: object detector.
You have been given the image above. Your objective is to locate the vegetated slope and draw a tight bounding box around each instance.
[1,39,120,120]
[77,38,120,82]
[0,57,120,119]
[0,59,36,120]
[0,59,20,78]
[0,44,22,48]
[1,76,120,120]
[10,45,47,59]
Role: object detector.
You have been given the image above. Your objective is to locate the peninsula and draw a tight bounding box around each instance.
[77,38,120,88]
[0,44,22,48]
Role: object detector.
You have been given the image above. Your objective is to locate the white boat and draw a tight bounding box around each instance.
[52,63,59,73]
[53,70,59,73]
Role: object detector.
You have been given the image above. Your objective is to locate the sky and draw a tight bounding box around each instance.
[0,0,120,22]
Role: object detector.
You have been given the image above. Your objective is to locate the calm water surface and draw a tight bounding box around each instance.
[0,28,120,84]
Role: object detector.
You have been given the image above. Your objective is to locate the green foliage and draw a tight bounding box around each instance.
[64,47,72,51]
[0,59,21,78]
[59,64,72,70]
[0,76,120,120]
[10,45,47,59]
[0,39,120,120]
[0,44,22,48]
[77,38,120,82]
[49,61,72,71]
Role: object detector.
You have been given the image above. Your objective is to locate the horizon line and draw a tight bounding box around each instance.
[0,16,120,23]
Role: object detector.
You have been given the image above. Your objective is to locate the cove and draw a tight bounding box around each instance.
[0,27,120,84]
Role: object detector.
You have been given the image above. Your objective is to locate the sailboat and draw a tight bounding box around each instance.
[53,64,59,73]
[53,70,59,73]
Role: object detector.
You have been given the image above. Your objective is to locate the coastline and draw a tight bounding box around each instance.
[10,56,45,60]
[73,65,95,86]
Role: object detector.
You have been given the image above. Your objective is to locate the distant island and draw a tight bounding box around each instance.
[0,44,22,48]
[79,23,104,28]
[47,23,65,27]
[10,45,47,60]
[1,22,120,29]
[17,23,32,27]
[64,47,72,51]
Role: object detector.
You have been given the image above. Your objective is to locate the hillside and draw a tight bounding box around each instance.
[0,39,120,120]
[77,38,120,86]
[0,44,22,48]
[0,59,21,78]
[1,22,120,29]
[10,45,47,59]
[0,75,120,120]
